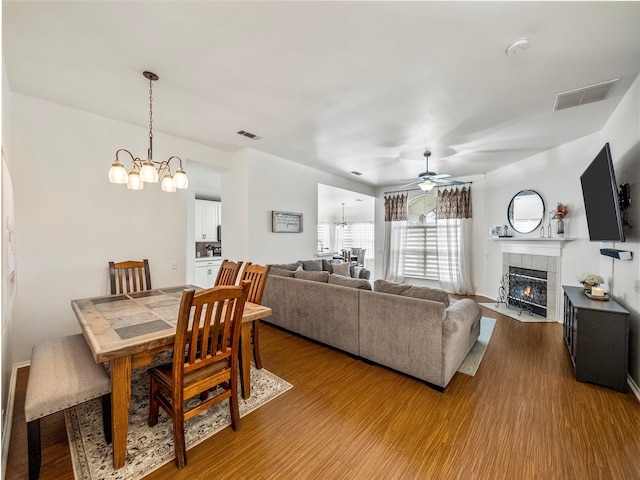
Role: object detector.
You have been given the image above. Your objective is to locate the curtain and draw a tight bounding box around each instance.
[383,193,407,282]
[436,186,474,294]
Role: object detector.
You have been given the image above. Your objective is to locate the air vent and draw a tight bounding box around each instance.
[554,79,618,111]
[350,171,363,176]
[237,130,262,140]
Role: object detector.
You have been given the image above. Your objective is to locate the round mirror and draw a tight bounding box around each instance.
[508,190,545,234]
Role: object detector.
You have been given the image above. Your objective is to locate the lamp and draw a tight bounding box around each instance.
[337,203,348,228]
[418,179,436,191]
[108,71,188,192]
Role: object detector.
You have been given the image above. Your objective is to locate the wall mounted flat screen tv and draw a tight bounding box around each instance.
[580,143,625,242]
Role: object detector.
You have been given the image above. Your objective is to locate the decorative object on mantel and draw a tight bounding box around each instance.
[489,224,509,238]
[108,71,188,192]
[508,189,545,235]
[546,211,552,238]
[577,272,604,293]
[552,202,568,237]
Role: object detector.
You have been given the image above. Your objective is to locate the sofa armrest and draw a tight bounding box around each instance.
[443,298,482,338]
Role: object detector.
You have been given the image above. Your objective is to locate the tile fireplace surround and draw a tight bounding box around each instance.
[492,239,571,323]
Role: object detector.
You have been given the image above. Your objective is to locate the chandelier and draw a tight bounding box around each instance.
[108,71,188,192]
[337,203,348,228]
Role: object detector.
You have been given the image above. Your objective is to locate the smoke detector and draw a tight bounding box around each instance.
[506,38,530,56]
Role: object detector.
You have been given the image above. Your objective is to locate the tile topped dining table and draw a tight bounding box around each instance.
[71,285,271,470]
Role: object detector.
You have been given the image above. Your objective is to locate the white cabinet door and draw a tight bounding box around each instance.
[195,200,221,242]
[195,266,211,288]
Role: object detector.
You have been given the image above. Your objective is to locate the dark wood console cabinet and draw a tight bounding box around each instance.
[563,286,629,392]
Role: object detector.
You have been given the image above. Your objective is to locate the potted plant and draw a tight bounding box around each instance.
[577,273,604,292]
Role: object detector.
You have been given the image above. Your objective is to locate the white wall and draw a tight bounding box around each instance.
[2,59,15,433]
[8,93,233,363]
[478,75,640,384]
[222,148,377,265]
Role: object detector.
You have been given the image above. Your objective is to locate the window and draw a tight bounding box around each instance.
[317,222,331,253]
[404,195,438,279]
[335,222,374,259]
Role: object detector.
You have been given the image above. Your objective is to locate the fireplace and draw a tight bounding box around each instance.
[508,266,548,317]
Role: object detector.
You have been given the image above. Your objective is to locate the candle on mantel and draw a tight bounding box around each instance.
[591,286,605,297]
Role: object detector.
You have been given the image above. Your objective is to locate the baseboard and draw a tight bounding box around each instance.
[628,374,640,403]
[1,361,28,480]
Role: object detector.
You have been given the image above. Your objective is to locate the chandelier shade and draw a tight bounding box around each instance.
[108,71,188,192]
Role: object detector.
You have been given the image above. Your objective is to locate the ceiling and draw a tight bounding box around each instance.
[4,2,640,188]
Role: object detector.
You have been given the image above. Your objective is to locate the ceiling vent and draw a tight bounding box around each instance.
[237,130,262,140]
[554,79,618,111]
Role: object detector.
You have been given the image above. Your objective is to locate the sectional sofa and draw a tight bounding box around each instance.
[262,263,482,390]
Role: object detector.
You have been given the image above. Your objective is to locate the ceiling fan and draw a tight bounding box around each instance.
[399,150,464,191]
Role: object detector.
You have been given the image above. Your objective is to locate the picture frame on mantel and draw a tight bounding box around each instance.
[489,224,510,238]
[272,211,303,233]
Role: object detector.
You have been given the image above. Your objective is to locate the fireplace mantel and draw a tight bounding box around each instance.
[494,238,574,257]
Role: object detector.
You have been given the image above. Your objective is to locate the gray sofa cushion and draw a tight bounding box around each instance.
[270,267,296,277]
[374,279,412,295]
[270,261,302,271]
[322,259,334,273]
[294,270,330,282]
[328,274,372,290]
[301,259,323,271]
[331,263,351,277]
[400,286,450,306]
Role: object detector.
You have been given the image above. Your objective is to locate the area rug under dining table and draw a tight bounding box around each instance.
[65,353,292,480]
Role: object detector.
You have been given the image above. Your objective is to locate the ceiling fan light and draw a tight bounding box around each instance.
[419,180,435,191]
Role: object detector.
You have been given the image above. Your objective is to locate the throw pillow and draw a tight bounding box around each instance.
[270,261,302,271]
[374,279,412,295]
[322,259,334,273]
[331,262,351,277]
[400,286,450,306]
[293,270,330,283]
[328,274,372,290]
[269,267,296,277]
[301,259,323,271]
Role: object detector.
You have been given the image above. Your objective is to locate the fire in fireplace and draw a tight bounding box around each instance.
[508,266,548,317]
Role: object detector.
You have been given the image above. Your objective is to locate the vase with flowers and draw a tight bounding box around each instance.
[577,273,604,292]
[552,202,568,237]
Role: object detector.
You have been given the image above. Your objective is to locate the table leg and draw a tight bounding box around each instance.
[241,322,252,399]
[110,356,132,469]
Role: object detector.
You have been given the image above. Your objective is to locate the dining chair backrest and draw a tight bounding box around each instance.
[214,259,244,286]
[109,259,152,295]
[147,281,251,468]
[240,263,271,304]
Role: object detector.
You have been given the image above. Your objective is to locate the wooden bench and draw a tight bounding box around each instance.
[24,334,112,480]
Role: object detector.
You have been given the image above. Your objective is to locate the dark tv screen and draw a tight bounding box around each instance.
[580,143,625,242]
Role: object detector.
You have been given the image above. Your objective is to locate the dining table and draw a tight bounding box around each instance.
[71,284,272,470]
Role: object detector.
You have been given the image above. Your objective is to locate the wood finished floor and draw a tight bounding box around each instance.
[6,297,640,479]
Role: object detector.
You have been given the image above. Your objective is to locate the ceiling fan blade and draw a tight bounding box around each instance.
[430,173,451,180]
[395,180,419,190]
[433,178,464,185]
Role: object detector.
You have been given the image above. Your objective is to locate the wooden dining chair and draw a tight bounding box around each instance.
[239,263,271,369]
[147,281,251,469]
[214,259,244,286]
[109,259,152,295]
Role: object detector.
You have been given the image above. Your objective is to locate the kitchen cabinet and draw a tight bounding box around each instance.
[194,258,222,288]
[562,285,629,392]
[195,200,221,242]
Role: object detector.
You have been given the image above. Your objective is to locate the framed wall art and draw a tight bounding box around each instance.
[272,211,303,233]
